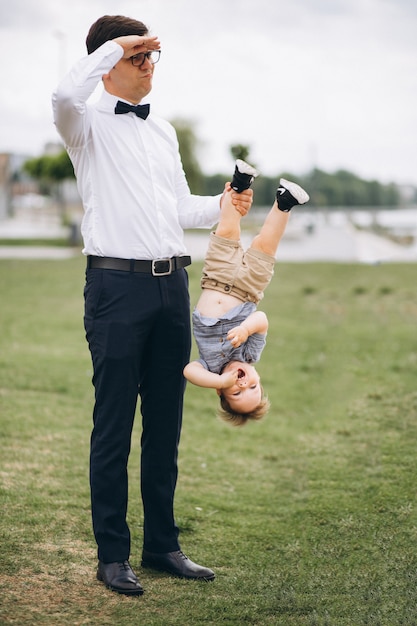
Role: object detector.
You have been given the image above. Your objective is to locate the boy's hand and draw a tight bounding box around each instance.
[219,369,239,389]
[227,325,249,348]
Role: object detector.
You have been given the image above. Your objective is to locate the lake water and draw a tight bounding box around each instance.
[0,206,415,263]
[184,207,417,263]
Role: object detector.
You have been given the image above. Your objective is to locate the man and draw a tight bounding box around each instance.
[52,15,252,596]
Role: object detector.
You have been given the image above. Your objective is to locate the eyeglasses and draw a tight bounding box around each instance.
[130,50,161,67]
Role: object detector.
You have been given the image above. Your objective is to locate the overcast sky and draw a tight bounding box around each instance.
[0,0,416,185]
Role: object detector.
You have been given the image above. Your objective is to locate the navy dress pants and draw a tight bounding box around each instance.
[84,267,191,563]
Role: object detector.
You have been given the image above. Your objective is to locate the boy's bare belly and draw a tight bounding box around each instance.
[196,288,244,318]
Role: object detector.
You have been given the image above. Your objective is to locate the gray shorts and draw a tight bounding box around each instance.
[200,232,275,304]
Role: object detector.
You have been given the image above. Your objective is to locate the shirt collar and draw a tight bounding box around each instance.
[96,89,150,112]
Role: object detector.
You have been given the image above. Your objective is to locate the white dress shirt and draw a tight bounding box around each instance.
[52,41,221,259]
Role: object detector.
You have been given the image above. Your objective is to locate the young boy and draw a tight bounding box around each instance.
[183,161,309,426]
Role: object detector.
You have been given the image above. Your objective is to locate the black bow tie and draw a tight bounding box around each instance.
[114,101,150,120]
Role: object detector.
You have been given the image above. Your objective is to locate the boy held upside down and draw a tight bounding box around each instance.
[183,162,309,426]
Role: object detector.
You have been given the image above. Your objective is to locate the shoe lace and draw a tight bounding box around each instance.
[176,550,188,561]
[119,560,130,571]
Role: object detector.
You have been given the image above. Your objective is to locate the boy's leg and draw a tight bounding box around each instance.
[216,160,258,241]
[250,201,289,257]
[251,179,309,257]
[215,190,243,241]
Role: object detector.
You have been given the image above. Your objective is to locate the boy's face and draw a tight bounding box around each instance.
[219,362,262,413]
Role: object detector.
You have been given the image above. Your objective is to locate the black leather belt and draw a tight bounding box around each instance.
[87,255,191,276]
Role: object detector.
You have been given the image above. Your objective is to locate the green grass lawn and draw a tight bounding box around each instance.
[1,257,416,625]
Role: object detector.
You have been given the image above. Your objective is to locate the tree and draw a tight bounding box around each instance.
[23,150,74,185]
[23,150,75,211]
[170,118,204,194]
[230,144,251,163]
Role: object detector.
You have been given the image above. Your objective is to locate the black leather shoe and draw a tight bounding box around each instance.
[97,560,144,596]
[141,549,215,581]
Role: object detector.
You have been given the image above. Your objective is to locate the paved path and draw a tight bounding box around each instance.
[0,245,77,259]
[0,213,77,260]
[185,213,417,264]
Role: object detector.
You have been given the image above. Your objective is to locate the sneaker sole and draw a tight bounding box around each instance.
[280,178,310,205]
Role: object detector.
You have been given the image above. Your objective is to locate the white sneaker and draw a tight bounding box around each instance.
[276,178,310,212]
[231,159,259,193]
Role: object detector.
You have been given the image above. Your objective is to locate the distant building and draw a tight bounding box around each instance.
[0,153,38,219]
[398,184,417,205]
[0,152,41,219]
[0,148,82,221]
[44,142,65,156]
[0,153,11,219]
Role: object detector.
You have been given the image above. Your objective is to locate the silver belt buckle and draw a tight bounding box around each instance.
[152,258,172,276]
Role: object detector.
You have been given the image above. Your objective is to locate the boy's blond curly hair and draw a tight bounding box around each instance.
[217,386,270,427]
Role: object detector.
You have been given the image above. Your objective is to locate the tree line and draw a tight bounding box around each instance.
[24,120,409,208]
[173,121,404,207]
[200,168,402,208]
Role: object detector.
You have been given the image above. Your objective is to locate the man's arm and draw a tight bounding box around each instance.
[227,311,268,348]
[112,34,160,58]
[183,361,239,390]
[52,41,123,147]
[176,183,253,231]
[52,35,159,148]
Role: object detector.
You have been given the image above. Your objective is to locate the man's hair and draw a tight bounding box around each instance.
[217,387,270,427]
[86,15,148,54]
